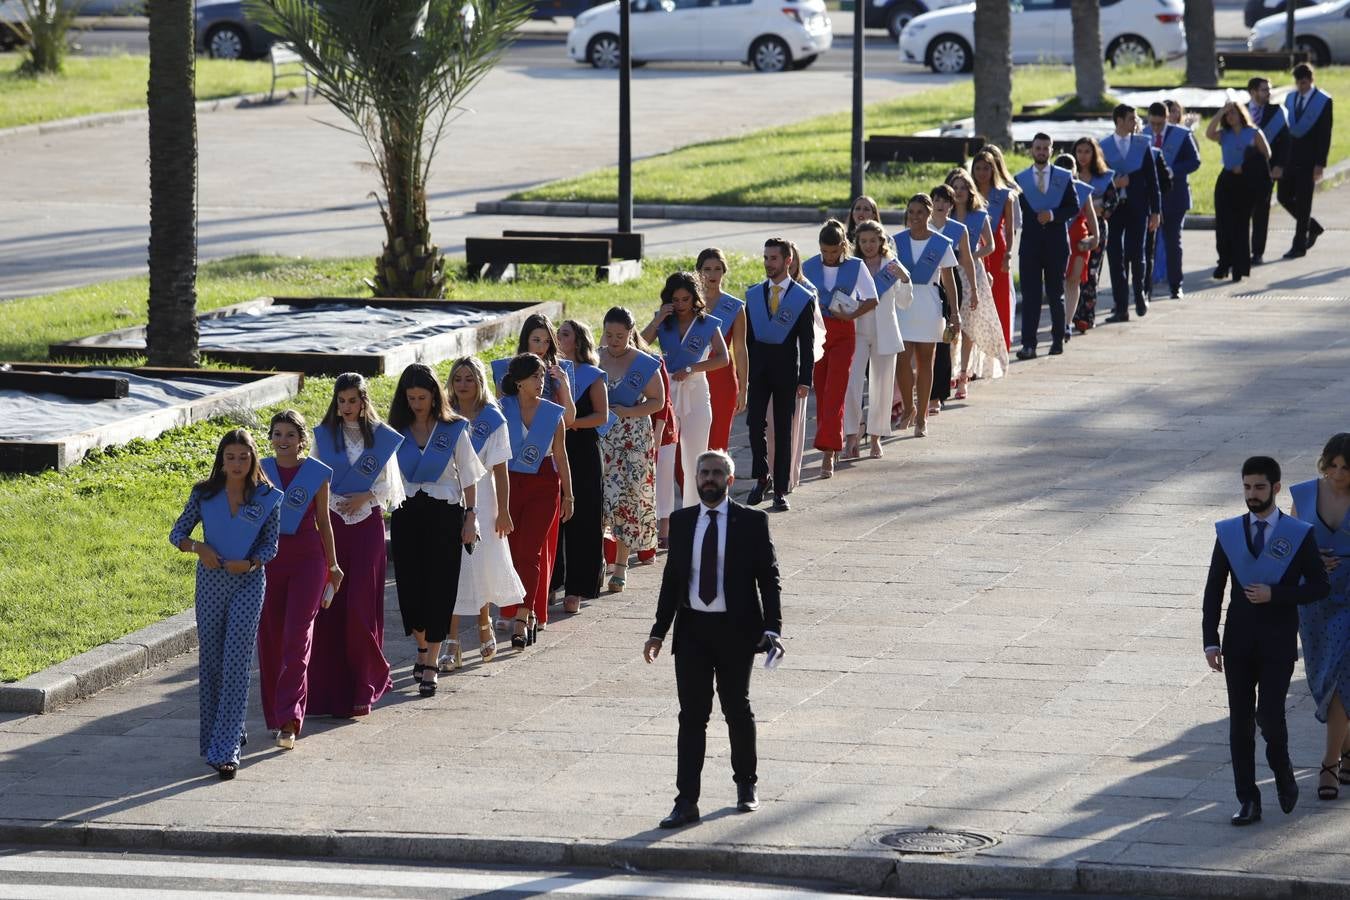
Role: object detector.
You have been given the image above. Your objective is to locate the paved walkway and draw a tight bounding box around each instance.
[2,208,1349,893]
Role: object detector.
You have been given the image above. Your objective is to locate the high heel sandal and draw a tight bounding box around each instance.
[527,611,539,646]
[1319,763,1340,800]
[511,613,530,650]
[914,417,928,438]
[419,665,438,697]
[438,640,461,674]
[1340,750,1350,786]
[413,646,429,683]
[954,372,969,400]
[820,452,835,479]
[479,622,497,662]
[608,567,627,593]
[869,436,883,459]
[842,437,860,460]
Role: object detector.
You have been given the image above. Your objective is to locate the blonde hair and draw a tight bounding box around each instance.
[853,220,893,259]
[945,167,987,212]
[447,356,494,417]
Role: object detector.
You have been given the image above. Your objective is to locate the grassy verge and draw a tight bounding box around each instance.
[0,253,765,682]
[0,54,274,129]
[512,65,1350,217]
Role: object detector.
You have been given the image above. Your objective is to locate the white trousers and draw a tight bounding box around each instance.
[656,398,712,515]
[844,329,896,438]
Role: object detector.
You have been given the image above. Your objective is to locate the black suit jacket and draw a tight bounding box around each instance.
[1201,518,1329,662]
[651,499,784,655]
[744,279,816,388]
[1289,94,1332,169]
[1255,102,1292,173]
[1016,173,1080,259]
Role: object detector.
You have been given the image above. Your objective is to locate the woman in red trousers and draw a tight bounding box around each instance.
[697,248,747,452]
[971,148,1018,351]
[258,410,341,749]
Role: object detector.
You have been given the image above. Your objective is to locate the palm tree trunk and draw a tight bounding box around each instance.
[973,0,1012,147]
[145,0,199,366]
[1070,0,1105,108]
[1184,0,1218,88]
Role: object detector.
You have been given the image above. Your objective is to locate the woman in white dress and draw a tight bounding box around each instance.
[934,181,1007,393]
[446,357,525,668]
[847,219,908,459]
[894,194,960,438]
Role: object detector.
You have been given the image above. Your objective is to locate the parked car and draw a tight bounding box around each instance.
[1249,0,1350,65]
[1244,0,1320,27]
[567,0,832,72]
[0,0,25,51]
[863,0,967,39]
[195,0,278,60]
[899,0,1187,74]
[532,0,607,18]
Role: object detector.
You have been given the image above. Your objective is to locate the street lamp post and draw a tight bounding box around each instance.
[618,0,633,233]
[850,2,864,203]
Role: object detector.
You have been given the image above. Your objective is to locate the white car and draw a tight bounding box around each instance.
[899,0,1188,74]
[567,0,833,72]
[1248,0,1350,66]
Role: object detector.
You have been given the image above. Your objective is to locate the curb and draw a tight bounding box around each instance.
[0,611,197,714]
[0,820,1345,899]
[0,90,306,143]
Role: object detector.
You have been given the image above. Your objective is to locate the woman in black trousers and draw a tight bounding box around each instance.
[1207,101,1271,284]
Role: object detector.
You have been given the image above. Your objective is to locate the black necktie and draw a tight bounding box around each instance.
[1297,94,1306,121]
[699,509,719,605]
[1253,519,1267,557]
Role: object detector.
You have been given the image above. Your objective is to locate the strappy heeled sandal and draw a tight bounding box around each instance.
[419,666,438,696]
[1320,763,1340,800]
[954,372,969,400]
[820,452,835,479]
[511,613,530,650]
[869,436,883,459]
[608,567,627,593]
[438,640,461,674]
[479,622,497,662]
[1339,750,1350,786]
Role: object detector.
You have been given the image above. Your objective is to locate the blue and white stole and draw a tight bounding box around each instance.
[261,456,332,535]
[1220,127,1257,171]
[1214,513,1312,588]
[1285,87,1330,138]
[200,483,282,561]
[1089,169,1115,200]
[895,230,953,286]
[800,255,864,318]
[570,361,614,435]
[939,219,968,261]
[1289,479,1350,598]
[314,422,404,495]
[962,210,989,253]
[745,280,811,344]
[1260,105,1287,145]
[659,314,722,372]
[500,395,565,475]
[1073,179,1094,209]
[1101,132,1148,175]
[468,403,507,455]
[871,258,902,296]
[711,292,745,339]
[1014,165,1072,213]
[1160,124,1190,168]
[986,187,1011,235]
[396,419,468,485]
[491,356,574,403]
[607,350,662,407]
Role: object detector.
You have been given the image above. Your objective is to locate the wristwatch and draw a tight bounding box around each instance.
[463,506,475,513]
[684,366,693,375]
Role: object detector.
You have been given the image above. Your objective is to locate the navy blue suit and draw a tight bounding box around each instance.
[1015,166,1080,352]
[1101,133,1161,319]
[1152,124,1200,292]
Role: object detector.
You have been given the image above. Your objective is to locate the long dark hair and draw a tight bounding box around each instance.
[1072,137,1109,177]
[1318,433,1350,474]
[603,306,651,351]
[320,372,379,449]
[516,313,560,367]
[562,319,599,366]
[501,352,547,397]
[659,272,707,319]
[195,429,267,500]
[387,363,458,431]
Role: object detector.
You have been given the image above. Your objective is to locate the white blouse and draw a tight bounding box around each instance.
[327,422,405,526]
[396,426,486,505]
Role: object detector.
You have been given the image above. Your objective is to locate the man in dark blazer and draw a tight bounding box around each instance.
[1013,133,1080,360]
[1277,63,1333,259]
[1146,101,1197,299]
[1246,77,1292,265]
[1101,104,1161,322]
[1202,456,1329,826]
[645,449,785,828]
[743,238,815,511]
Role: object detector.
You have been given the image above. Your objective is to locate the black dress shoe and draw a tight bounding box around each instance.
[1231,799,1262,826]
[659,802,700,829]
[1170,287,1183,300]
[1015,347,1036,360]
[772,494,789,512]
[1048,342,1064,356]
[1283,248,1306,260]
[1135,302,1148,317]
[1276,766,1299,814]
[736,784,759,812]
[1251,254,1264,265]
[1308,219,1324,249]
[747,479,767,506]
[1213,266,1230,279]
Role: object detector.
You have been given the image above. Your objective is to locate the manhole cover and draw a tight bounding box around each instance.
[872,828,998,855]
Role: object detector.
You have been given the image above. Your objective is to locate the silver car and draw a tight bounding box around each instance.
[1249,0,1350,65]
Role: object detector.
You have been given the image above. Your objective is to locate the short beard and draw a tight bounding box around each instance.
[699,483,727,504]
[1245,495,1274,514]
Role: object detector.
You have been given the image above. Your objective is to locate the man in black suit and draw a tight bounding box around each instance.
[1202,456,1329,826]
[1101,104,1161,322]
[744,238,815,512]
[645,449,785,829]
[1246,77,1292,265]
[1013,133,1080,359]
[1278,63,1333,259]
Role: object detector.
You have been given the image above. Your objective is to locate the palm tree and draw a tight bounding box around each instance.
[973,0,1012,147]
[144,0,200,367]
[1070,0,1106,109]
[1184,0,1218,87]
[248,0,530,299]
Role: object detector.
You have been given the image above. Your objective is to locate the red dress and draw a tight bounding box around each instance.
[983,222,1014,351]
[706,317,740,452]
[1066,212,1092,283]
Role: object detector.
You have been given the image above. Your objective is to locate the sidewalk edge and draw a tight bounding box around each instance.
[0,91,306,143]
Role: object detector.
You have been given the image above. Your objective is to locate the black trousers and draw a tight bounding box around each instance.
[1018,246,1067,351]
[1224,647,1295,804]
[931,290,953,401]
[746,371,796,493]
[674,610,757,805]
[389,492,464,644]
[1276,164,1317,251]
[1251,176,1274,259]
[551,430,604,599]
[1214,169,1254,278]
[1106,207,1149,316]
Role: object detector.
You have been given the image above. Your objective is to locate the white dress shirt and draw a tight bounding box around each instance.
[1114,133,1131,161]
[687,497,729,613]
[326,422,405,525]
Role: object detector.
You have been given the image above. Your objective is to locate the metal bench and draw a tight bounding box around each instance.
[1217,50,1310,72]
[268,42,311,104]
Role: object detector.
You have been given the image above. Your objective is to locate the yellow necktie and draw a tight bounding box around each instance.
[769,284,781,315]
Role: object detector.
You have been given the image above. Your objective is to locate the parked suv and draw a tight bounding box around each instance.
[862,0,966,40]
[0,0,26,51]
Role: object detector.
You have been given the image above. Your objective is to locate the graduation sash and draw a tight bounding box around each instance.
[1073,179,1094,209]
[468,403,507,455]
[1289,479,1350,598]
[658,314,722,373]
[200,484,282,561]
[746,280,811,345]
[1214,513,1312,588]
[871,258,902,296]
[1220,127,1257,171]
[939,219,967,258]
[1014,166,1072,213]
[1089,169,1115,199]
[396,419,468,485]
[315,422,403,495]
[606,350,662,408]
[801,255,864,318]
[1101,133,1148,175]
[501,395,564,475]
[261,456,331,535]
[492,356,573,402]
[986,187,1010,235]
[1260,105,1287,145]
[1160,124,1190,168]
[1285,87,1330,139]
[571,362,605,401]
[711,292,745,338]
[963,210,989,253]
[895,230,952,286]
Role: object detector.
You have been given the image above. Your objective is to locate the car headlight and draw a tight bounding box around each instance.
[907,22,926,34]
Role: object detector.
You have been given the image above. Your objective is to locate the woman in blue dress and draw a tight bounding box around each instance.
[170,429,281,779]
[1289,432,1350,800]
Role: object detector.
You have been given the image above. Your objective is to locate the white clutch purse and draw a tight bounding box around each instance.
[830,290,859,316]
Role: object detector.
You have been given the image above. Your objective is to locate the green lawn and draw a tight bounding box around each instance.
[0,253,766,682]
[514,65,1350,217]
[0,54,275,129]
